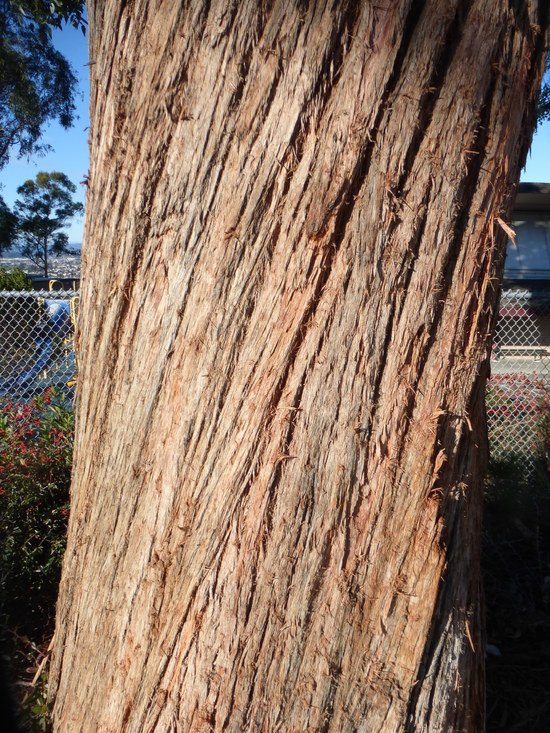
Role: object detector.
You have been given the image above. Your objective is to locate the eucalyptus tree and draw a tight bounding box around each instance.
[0,0,85,169]
[13,171,82,276]
[0,195,17,254]
[50,2,548,731]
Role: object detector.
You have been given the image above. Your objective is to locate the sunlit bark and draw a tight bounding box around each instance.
[50,1,547,731]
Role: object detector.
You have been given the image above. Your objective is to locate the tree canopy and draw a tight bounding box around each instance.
[537,59,550,123]
[12,171,83,276]
[0,194,17,253]
[0,0,85,170]
[8,1,86,32]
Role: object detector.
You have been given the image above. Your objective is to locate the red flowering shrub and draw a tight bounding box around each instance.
[484,375,550,731]
[0,389,73,634]
[485,372,550,523]
[486,372,550,465]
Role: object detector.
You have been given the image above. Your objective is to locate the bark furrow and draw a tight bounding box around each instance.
[50,1,547,731]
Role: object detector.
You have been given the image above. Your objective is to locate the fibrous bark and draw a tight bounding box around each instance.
[50,1,547,731]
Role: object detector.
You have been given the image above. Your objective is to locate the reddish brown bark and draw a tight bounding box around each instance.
[50,1,547,731]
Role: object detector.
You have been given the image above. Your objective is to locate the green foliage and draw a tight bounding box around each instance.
[537,58,550,124]
[539,83,550,124]
[0,265,32,290]
[486,373,550,468]
[1,629,52,732]
[483,459,550,732]
[484,373,550,729]
[0,388,73,634]
[13,171,83,276]
[0,194,18,254]
[486,452,549,519]
[0,0,84,169]
[9,0,86,33]
[0,386,73,731]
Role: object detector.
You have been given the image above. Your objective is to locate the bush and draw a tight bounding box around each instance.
[486,373,550,472]
[0,389,73,634]
[484,454,550,732]
[0,266,33,291]
[0,389,73,731]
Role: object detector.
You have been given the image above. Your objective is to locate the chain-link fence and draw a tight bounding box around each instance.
[0,290,79,402]
[0,286,549,467]
[488,289,550,470]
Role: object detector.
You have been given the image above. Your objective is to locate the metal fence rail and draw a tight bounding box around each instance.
[0,289,79,402]
[488,289,550,469]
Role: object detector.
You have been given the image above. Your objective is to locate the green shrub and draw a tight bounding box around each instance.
[483,464,550,732]
[0,388,73,634]
[0,266,33,291]
[486,373,550,467]
[0,388,73,731]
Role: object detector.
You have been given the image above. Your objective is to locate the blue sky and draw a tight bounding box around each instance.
[0,23,90,244]
[523,122,550,182]
[0,26,549,244]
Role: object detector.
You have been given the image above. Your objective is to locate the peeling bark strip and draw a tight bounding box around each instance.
[50,1,547,731]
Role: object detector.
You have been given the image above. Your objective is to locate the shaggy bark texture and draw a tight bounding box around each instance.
[50,1,547,731]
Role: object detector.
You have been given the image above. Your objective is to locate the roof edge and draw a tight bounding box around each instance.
[515,183,550,212]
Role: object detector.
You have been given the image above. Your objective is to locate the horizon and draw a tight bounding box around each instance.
[2,242,82,255]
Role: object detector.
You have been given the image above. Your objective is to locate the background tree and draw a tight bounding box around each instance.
[537,58,550,123]
[0,195,17,254]
[7,0,86,30]
[49,2,548,732]
[0,0,85,170]
[12,171,82,276]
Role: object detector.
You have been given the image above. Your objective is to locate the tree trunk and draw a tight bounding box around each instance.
[50,2,547,731]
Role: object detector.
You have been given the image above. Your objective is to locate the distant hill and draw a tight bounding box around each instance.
[2,243,82,256]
